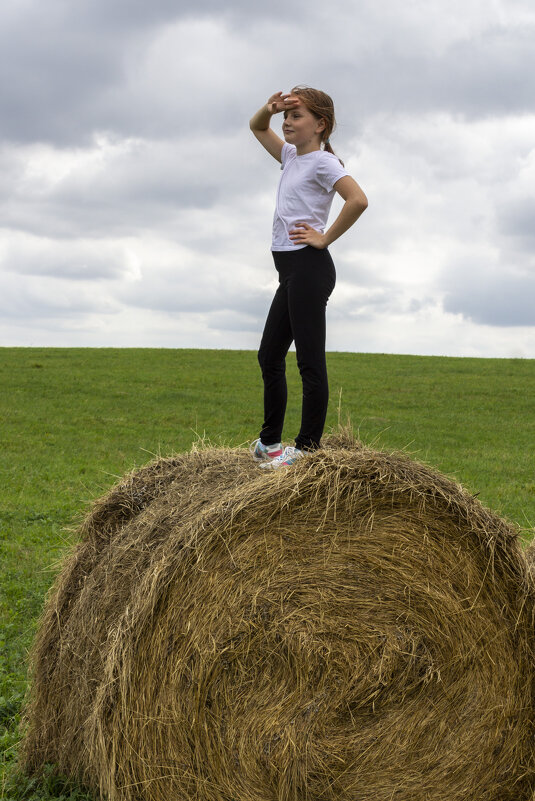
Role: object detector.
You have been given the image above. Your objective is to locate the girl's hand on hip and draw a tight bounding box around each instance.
[267,92,301,114]
[289,222,327,249]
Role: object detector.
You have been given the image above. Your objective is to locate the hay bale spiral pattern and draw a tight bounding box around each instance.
[22,437,535,800]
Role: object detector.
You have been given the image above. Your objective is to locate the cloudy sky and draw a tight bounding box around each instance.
[1,0,534,356]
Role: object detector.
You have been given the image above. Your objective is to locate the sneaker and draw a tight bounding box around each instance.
[249,438,283,463]
[259,446,303,470]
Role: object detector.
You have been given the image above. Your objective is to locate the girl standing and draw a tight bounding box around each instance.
[249,86,368,469]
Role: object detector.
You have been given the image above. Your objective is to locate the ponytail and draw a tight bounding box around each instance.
[323,137,344,167]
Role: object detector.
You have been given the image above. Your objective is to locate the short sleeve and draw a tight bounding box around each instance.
[281,142,296,169]
[316,153,350,192]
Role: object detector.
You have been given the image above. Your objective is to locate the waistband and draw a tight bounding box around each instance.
[271,245,334,270]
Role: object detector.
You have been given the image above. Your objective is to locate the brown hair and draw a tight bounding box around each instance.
[291,85,344,166]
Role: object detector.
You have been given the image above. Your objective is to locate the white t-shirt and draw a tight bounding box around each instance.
[271,142,349,251]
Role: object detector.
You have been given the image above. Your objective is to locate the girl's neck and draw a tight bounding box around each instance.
[296,142,322,156]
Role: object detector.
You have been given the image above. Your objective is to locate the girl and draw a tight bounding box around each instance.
[249,86,368,469]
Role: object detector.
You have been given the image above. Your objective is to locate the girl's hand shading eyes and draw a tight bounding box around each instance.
[267,92,301,114]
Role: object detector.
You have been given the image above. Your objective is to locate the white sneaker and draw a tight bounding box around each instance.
[249,438,283,463]
[259,446,303,470]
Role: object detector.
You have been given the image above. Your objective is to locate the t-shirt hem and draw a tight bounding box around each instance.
[271,244,308,252]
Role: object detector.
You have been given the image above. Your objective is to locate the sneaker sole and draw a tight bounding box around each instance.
[254,454,282,464]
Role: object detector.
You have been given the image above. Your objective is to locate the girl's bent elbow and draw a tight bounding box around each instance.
[351,195,368,215]
[357,194,368,213]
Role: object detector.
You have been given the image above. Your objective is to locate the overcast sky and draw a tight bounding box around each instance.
[1,0,534,356]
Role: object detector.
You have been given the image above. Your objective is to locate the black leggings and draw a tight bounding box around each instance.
[257,246,336,451]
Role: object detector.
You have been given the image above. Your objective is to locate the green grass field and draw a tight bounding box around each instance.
[1,347,534,798]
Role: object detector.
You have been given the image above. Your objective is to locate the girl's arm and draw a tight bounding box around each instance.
[249,92,299,163]
[289,176,368,249]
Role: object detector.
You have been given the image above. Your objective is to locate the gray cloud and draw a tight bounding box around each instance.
[500,198,535,248]
[207,309,261,333]
[0,0,310,146]
[0,134,274,242]
[2,0,534,148]
[336,25,535,122]
[117,263,272,319]
[1,4,126,145]
[443,251,535,326]
[1,236,129,280]
[0,273,118,319]
[444,273,535,327]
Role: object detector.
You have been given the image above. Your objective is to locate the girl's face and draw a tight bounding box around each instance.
[282,102,325,152]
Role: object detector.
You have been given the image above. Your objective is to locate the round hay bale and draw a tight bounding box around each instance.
[21,437,535,801]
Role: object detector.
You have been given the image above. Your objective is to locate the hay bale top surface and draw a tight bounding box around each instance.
[81,432,519,556]
[23,435,535,801]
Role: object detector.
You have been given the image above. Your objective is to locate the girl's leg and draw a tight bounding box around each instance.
[257,269,293,445]
[287,247,336,451]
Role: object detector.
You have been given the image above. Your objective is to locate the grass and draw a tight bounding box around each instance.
[1,347,534,799]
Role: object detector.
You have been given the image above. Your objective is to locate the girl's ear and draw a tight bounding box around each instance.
[316,118,326,134]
